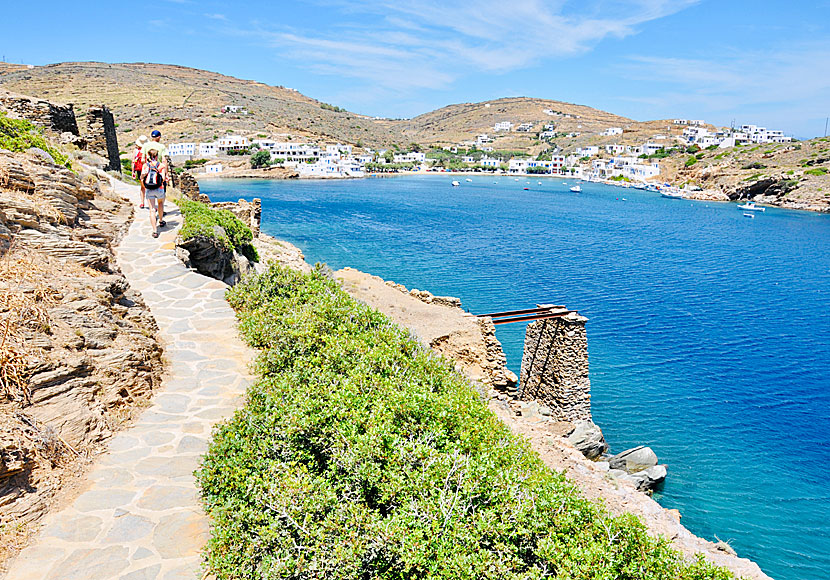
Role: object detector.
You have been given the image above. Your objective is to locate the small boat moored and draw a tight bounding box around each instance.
[451,180,460,187]
[737,202,765,212]
[570,185,582,193]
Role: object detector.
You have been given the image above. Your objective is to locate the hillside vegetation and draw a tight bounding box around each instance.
[197,264,733,579]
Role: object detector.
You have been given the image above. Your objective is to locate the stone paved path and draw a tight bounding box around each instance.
[4,181,255,579]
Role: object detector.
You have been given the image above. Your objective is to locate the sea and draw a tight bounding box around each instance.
[201,175,830,580]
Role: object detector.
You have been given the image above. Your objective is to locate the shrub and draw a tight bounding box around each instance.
[804,167,828,176]
[184,158,209,168]
[175,199,258,261]
[0,112,70,167]
[742,162,766,170]
[250,149,271,169]
[685,156,698,167]
[197,265,734,580]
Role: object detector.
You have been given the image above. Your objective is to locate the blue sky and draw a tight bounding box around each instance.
[5,0,830,138]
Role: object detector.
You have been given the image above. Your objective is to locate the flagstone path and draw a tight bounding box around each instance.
[4,181,255,579]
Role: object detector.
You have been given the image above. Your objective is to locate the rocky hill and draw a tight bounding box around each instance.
[0,62,401,149]
[0,62,677,154]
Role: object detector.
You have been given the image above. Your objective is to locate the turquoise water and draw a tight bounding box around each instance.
[202,175,830,580]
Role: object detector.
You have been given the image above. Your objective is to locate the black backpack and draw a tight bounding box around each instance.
[144,159,163,190]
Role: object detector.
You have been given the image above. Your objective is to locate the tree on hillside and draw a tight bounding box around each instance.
[250,149,271,169]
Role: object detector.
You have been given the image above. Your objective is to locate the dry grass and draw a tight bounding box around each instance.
[0,246,93,401]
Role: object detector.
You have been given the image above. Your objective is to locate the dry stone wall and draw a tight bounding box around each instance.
[0,90,80,136]
[519,314,591,421]
[211,198,262,237]
[85,105,120,172]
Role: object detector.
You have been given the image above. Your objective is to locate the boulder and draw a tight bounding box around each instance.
[621,465,667,492]
[566,420,609,459]
[608,445,659,473]
[176,229,255,286]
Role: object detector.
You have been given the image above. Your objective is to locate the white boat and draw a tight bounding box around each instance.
[633,183,647,190]
[743,212,755,218]
[570,185,582,192]
[737,202,765,212]
[661,189,684,199]
[451,180,460,186]
[538,181,542,185]
[465,178,472,182]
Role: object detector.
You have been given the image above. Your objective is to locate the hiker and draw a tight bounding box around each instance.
[132,135,148,208]
[141,147,168,238]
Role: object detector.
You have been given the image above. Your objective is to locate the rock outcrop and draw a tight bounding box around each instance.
[0,147,163,551]
[176,230,255,286]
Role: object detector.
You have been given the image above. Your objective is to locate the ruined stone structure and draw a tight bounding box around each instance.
[519,313,591,421]
[212,198,262,237]
[169,167,202,201]
[0,89,80,136]
[85,105,121,172]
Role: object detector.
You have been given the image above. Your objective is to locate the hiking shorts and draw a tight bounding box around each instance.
[145,187,166,200]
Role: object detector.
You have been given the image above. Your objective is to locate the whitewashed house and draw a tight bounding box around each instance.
[204,162,224,174]
[393,152,427,164]
[199,143,217,157]
[494,121,513,132]
[168,143,196,157]
[480,156,501,168]
[605,144,626,155]
[217,136,250,152]
[601,127,623,136]
[575,146,599,157]
[461,156,476,164]
[268,143,321,162]
[508,159,529,173]
[516,122,534,132]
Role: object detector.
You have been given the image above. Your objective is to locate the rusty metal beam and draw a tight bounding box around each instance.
[475,305,565,318]
[490,310,574,325]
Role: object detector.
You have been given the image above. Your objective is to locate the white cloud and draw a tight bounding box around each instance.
[616,42,830,134]
[228,0,699,93]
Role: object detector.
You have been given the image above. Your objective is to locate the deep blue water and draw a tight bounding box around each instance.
[202,175,830,580]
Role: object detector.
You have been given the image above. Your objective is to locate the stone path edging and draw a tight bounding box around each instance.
[4,180,254,579]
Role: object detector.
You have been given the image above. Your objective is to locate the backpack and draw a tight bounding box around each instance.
[143,159,163,190]
[132,147,143,172]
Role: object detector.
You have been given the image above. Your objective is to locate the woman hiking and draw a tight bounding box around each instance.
[132,135,148,208]
[140,146,169,238]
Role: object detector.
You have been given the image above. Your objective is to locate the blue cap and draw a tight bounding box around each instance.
[151,130,161,137]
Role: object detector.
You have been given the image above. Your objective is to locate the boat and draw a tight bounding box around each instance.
[737,202,765,212]
[538,181,542,185]
[661,188,684,199]
[633,183,647,190]
[523,187,530,190]
[743,212,755,218]
[465,178,472,182]
[451,180,460,187]
[570,185,582,192]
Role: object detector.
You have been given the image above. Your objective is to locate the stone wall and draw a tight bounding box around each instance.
[0,90,80,136]
[211,198,262,237]
[519,313,591,421]
[85,105,120,172]
[169,167,202,201]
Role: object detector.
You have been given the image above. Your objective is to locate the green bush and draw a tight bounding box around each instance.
[685,156,698,167]
[197,265,733,580]
[0,112,70,167]
[185,158,209,168]
[176,199,258,261]
[804,167,828,176]
[250,149,271,169]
